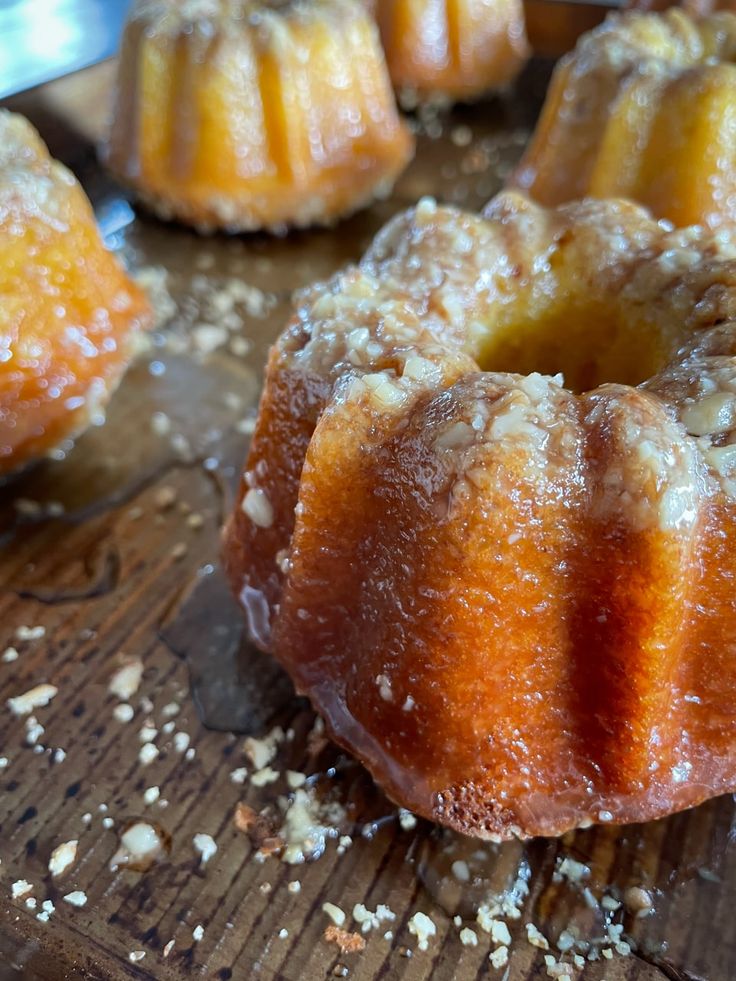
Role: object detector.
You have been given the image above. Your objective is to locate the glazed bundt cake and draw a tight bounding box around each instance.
[106,0,414,233]
[365,0,529,103]
[224,190,736,840]
[0,111,151,475]
[511,10,736,232]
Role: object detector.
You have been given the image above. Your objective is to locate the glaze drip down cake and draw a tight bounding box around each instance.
[0,111,151,475]
[512,10,736,231]
[224,190,736,840]
[106,0,414,232]
[366,0,529,103]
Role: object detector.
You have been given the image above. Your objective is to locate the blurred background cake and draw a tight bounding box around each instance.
[366,0,529,103]
[105,0,414,233]
[0,110,151,475]
[512,10,736,231]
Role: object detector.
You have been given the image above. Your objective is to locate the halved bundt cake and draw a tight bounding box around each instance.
[106,0,414,233]
[0,111,151,475]
[224,190,736,839]
[366,0,529,102]
[511,10,736,231]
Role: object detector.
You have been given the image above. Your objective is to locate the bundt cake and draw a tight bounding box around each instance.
[106,0,414,233]
[0,111,151,476]
[224,190,736,840]
[365,0,529,103]
[511,10,736,232]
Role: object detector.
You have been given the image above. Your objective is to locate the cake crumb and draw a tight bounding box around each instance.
[7,683,58,716]
[544,954,573,978]
[109,658,143,700]
[138,742,158,766]
[490,946,509,969]
[408,912,436,951]
[63,891,87,907]
[526,923,550,950]
[151,412,171,436]
[323,902,346,927]
[193,833,217,865]
[251,766,279,787]
[16,625,45,641]
[352,903,395,934]
[110,821,165,870]
[234,803,258,833]
[143,787,160,806]
[25,716,44,746]
[624,885,654,916]
[244,726,284,769]
[398,809,417,831]
[113,703,134,723]
[36,900,55,922]
[286,770,306,789]
[154,486,177,511]
[324,925,366,954]
[49,840,77,878]
[173,731,190,753]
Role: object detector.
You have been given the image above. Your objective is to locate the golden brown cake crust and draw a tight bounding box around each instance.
[106,0,413,232]
[0,111,151,475]
[224,191,736,839]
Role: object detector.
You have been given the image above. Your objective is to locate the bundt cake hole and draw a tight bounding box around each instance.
[471,303,672,393]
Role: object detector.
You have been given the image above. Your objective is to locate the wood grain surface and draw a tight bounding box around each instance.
[0,60,733,981]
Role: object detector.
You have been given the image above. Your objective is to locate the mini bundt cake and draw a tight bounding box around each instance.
[365,0,529,103]
[106,0,414,233]
[0,111,151,476]
[224,190,736,840]
[511,10,736,232]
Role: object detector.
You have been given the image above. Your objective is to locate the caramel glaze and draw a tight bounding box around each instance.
[224,191,736,839]
[511,11,736,232]
[365,0,529,102]
[0,111,151,475]
[106,0,414,233]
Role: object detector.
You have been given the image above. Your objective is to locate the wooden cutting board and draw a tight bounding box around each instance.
[0,60,733,981]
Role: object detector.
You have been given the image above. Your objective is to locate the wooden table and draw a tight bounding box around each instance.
[0,60,733,981]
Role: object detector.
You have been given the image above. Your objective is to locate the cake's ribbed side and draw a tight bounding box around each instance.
[644,338,736,799]
[574,387,703,796]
